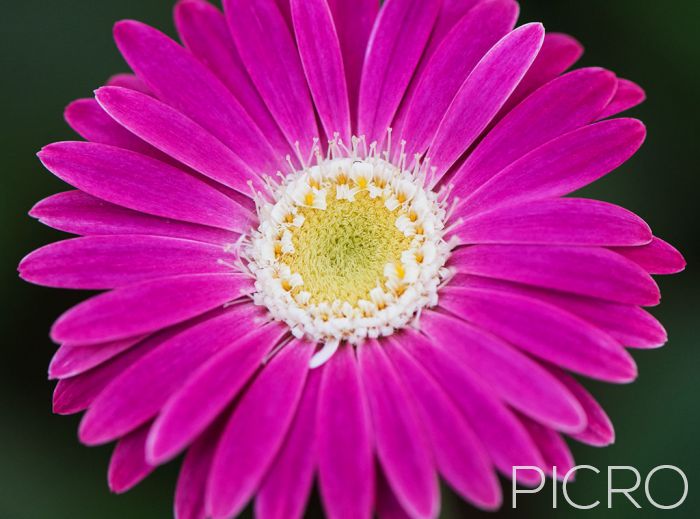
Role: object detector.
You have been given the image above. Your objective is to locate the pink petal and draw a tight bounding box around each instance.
[106,73,152,94]
[450,244,660,306]
[425,0,482,58]
[376,468,412,519]
[598,79,646,119]
[147,324,288,464]
[451,198,652,246]
[291,0,351,142]
[174,0,292,158]
[428,23,545,180]
[612,237,686,275]
[206,341,313,519]
[386,338,502,510]
[358,0,441,143]
[108,423,155,493]
[359,341,439,519]
[95,86,264,196]
[317,346,374,519]
[49,336,145,379]
[461,118,647,215]
[78,304,266,445]
[450,67,618,196]
[38,142,253,233]
[30,191,236,245]
[113,20,280,172]
[51,273,255,345]
[421,310,586,433]
[440,286,638,382]
[256,369,322,519]
[519,415,575,477]
[224,0,318,156]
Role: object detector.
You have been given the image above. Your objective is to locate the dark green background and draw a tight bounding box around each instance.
[1,0,698,517]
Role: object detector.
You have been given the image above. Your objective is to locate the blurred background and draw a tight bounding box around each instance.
[0,0,698,517]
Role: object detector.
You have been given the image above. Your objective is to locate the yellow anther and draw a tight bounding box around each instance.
[356,177,368,189]
[304,192,315,206]
[281,279,293,291]
[409,211,418,222]
[397,192,407,204]
[415,251,424,264]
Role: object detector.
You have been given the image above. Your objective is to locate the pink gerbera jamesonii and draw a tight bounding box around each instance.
[19,0,685,518]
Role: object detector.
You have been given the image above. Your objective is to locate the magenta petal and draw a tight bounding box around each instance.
[38,142,253,233]
[108,423,155,493]
[327,0,377,123]
[612,237,686,275]
[49,336,145,379]
[376,468,412,519]
[256,369,321,519]
[225,0,318,156]
[174,0,292,159]
[291,0,351,143]
[451,198,652,246]
[113,20,279,172]
[450,244,660,306]
[359,341,439,519]
[598,79,646,119]
[425,0,482,58]
[520,415,575,477]
[462,118,647,215]
[20,235,229,290]
[317,346,374,519]
[147,324,287,464]
[358,0,441,143]
[428,23,545,180]
[386,339,502,510]
[95,86,264,196]
[451,67,618,196]
[78,304,266,445]
[399,0,518,157]
[421,310,586,433]
[398,331,544,484]
[51,274,255,345]
[30,191,236,245]
[107,73,152,94]
[206,341,313,519]
[440,286,638,382]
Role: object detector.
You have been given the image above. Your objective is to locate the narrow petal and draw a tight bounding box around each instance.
[327,0,378,122]
[174,0,292,158]
[598,79,646,119]
[453,274,668,348]
[107,73,152,94]
[147,324,288,464]
[108,423,155,493]
[440,286,638,382]
[51,274,255,345]
[78,304,266,445]
[612,237,686,274]
[426,0,482,57]
[358,0,441,143]
[256,370,321,519]
[206,341,313,519]
[450,67,618,196]
[548,367,615,446]
[95,86,264,196]
[397,331,545,484]
[291,0,351,142]
[30,191,236,245]
[520,416,575,477]
[317,346,374,519]
[38,142,253,232]
[450,244,660,306]
[386,339,502,510]
[376,468,412,519]
[451,198,652,246]
[500,32,583,116]
[359,341,439,519]
[113,20,279,172]
[20,235,228,290]
[49,336,145,379]
[428,24,545,180]
[421,310,586,433]
[225,0,318,156]
[462,119,647,214]
[399,0,518,157]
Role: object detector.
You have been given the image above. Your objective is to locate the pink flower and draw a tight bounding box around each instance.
[20,0,685,518]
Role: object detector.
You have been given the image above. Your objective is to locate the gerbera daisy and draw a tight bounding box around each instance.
[20,0,685,517]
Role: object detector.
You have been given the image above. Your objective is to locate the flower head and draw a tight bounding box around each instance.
[19,0,685,518]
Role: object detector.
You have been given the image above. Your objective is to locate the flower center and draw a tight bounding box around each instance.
[244,139,452,365]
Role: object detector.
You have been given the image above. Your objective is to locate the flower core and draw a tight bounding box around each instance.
[245,141,452,364]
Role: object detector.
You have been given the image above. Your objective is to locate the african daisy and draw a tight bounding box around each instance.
[19,0,685,518]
